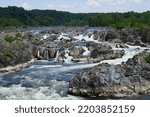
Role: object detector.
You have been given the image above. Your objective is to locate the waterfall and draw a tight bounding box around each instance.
[83,46,90,56]
[44,50,49,60]
[64,49,73,63]
[54,49,60,62]
[37,50,40,58]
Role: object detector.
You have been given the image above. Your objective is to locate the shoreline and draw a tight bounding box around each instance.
[0,58,35,73]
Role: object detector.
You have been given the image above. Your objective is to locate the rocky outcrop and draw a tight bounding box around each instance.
[69,51,150,98]
[93,28,121,42]
[86,41,125,62]
[70,47,84,58]
[93,28,147,47]
[0,32,36,68]
[141,28,150,43]
[0,58,34,73]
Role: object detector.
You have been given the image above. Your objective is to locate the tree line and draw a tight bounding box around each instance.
[0,6,150,29]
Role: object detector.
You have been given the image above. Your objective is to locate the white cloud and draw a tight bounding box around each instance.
[86,0,100,7]
[21,3,31,9]
[86,0,144,7]
[48,4,54,8]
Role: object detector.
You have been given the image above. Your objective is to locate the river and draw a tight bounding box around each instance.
[0,28,150,100]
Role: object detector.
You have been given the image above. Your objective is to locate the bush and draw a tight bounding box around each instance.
[4,35,15,43]
[144,55,150,64]
[15,33,23,41]
[3,51,12,61]
[15,33,22,38]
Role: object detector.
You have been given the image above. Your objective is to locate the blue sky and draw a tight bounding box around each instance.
[0,0,150,13]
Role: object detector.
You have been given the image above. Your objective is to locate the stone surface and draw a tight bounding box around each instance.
[69,51,150,98]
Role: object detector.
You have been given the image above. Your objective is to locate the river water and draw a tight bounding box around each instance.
[0,29,150,100]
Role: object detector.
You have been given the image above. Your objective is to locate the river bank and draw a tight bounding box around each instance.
[0,58,35,73]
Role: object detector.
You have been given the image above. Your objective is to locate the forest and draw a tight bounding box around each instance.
[0,6,150,29]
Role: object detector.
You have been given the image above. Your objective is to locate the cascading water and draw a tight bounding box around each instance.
[37,50,40,58]
[44,50,49,60]
[54,49,60,62]
[0,28,150,100]
[63,49,73,63]
[83,46,90,56]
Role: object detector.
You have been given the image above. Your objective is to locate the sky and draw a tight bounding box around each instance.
[0,0,150,13]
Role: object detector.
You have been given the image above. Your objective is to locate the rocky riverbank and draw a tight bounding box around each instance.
[0,31,38,68]
[69,50,150,98]
[0,58,34,73]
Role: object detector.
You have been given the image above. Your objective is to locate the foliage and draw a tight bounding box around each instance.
[0,6,150,29]
[3,51,12,61]
[15,33,23,41]
[144,55,150,64]
[4,35,15,43]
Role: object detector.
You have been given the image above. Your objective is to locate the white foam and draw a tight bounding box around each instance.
[60,63,99,72]
[31,65,62,69]
[43,34,50,39]
[58,33,71,40]
[83,46,90,56]
[74,34,99,43]
[54,50,60,62]
[41,34,50,40]
[63,49,74,64]
[0,80,83,100]
[100,45,148,65]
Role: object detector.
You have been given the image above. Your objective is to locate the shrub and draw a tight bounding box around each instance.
[144,55,150,64]
[3,51,12,61]
[15,33,23,41]
[15,33,22,38]
[4,35,14,43]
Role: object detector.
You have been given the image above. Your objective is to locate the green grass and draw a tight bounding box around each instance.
[144,55,150,64]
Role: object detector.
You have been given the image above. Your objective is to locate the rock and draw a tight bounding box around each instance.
[0,58,34,73]
[105,30,121,41]
[112,39,122,43]
[141,28,150,43]
[69,51,150,98]
[0,32,35,68]
[89,44,125,62]
[69,63,130,97]
[93,28,121,42]
[70,47,84,58]
[118,43,129,48]
[120,28,142,43]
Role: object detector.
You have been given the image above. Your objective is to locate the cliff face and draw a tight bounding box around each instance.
[0,32,37,68]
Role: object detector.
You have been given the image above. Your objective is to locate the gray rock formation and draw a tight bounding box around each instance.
[69,51,150,98]
[86,42,125,62]
[141,28,150,43]
[0,32,36,68]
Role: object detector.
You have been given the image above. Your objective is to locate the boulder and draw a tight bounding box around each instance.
[69,51,150,98]
[70,47,84,58]
[141,28,150,43]
[89,44,125,62]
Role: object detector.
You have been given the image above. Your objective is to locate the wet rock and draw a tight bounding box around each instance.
[112,39,122,43]
[118,43,129,48]
[89,44,125,62]
[70,47,84,58]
